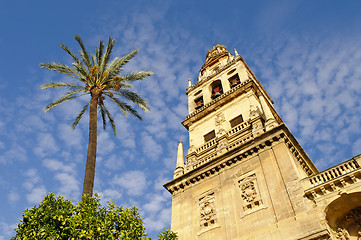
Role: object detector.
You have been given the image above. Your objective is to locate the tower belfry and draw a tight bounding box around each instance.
[164,45,361,240]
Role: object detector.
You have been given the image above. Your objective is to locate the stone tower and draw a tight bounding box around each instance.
[164,45,361,240]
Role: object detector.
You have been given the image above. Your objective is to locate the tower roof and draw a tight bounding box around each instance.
[200,44,230,74]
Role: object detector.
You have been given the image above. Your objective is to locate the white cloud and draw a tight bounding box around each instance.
[0,144,27,165]
[141,133,163,161]
[0,221,16,240]
[103,154,124,170]
[43,158,76,173]
[352,139,361,156]
[26,186,47,204]
[248,35,361,168]
[7,191,20,204]
[144,207,172,232]
[58,123,83,149]
[33,133,59,157]
[22,169,41,191]
[101,189,122,201]
[54,172,80,198]
[113,170,147,196]
[97,131,115,156]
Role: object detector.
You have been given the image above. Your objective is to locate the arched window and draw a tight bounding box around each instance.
[211,80,223,99]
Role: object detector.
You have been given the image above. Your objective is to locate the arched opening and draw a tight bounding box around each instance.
[228,73,240,88]
[325,192,361,239]
[194,96,204,110]
[211,80,223,99]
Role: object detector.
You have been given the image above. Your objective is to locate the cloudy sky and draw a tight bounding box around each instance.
[1,0,361,239]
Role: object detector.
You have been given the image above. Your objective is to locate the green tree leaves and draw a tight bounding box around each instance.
[12,193,176,239]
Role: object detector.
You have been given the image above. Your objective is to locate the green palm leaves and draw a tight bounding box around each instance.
[41,35,153,135]
[41,36,153,197]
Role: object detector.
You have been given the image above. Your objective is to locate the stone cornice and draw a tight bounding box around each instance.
[164,124,317,194]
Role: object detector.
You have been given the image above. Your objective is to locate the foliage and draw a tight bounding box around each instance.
[12,193,177,240]
[157,228,178,240]
[40,36,153,132]
[40,36,153,197]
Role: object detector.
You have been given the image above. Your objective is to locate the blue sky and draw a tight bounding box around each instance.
[1,0,361,239]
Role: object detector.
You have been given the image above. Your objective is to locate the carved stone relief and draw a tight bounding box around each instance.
[215,112,225,127]
[335,228,351,240]
[238,174,263,212]
[336,207,361,240]
[199,193,217,228]
[249,104,259,119]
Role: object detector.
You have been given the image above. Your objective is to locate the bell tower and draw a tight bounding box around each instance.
[164,45,361,239]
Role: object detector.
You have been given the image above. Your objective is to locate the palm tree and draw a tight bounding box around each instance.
[41,35,153,198]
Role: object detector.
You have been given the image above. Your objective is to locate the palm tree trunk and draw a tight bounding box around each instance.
[82,91,99,199]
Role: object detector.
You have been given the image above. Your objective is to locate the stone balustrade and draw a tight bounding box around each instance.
[228,121,251,137]
[309,159,359,187]
[196,139,217,154]
[303,156,361,199]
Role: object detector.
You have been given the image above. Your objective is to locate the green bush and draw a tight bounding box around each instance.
[12,193,177,240]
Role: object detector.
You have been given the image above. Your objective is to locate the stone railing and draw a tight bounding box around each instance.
[196,139,217,154]
[308,159,359,187]
[303,156,361,199]
[185,152,218,172]
[228,121,251,137]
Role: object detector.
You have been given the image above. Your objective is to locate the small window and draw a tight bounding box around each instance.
[230,115,243,128]
[194,96,204,110]
[229,74,240,88]
[204,130,216,142]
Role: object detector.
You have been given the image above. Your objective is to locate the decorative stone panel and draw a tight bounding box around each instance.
[238,174,263,213]
[199,192,217,229]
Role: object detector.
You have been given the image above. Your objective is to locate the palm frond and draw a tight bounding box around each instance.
[72,61,89,80]
[103,105,117,135]
[96,41,105,67]
[99,103,107,130]
[45,96,77,112]
[99,37,115,74]
[44,89,86,112]
[106,94,142,120]
[90,52,96,66]
[75,35,92,70]
[72,102,90,129]
[41,82,82,89]
[59,43,81,63]
[121,71,154,82]
[107,49,138,77]
[113,89,149,112]
[40,63,78,79]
